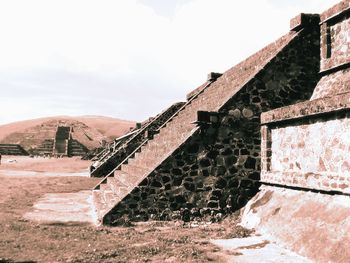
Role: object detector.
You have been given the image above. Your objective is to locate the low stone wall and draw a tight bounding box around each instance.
[261,92,350,194]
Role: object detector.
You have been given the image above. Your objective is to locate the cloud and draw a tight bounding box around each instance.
[0,0,341,125]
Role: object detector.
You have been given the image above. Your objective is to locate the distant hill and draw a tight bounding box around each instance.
[0,116,135,151]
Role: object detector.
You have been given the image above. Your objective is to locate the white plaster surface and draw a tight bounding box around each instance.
[24,190,97,225]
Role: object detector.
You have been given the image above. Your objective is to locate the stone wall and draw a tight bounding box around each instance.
[313,2,350,99]
[261,93,350,194]
[271,118,350,174]
[320,0,350,71]
[260,1,350,195]
[311,68,350,99]
[104,23,321,223]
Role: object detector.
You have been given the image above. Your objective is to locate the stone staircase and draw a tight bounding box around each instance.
[92,28,312,224]
[90,102,186,177]
[53,126,71,156]
[0,144,29,155]
[90,129,138,162]
[92,77,233,222]
[68,139,89,156]
[34,139,54,155]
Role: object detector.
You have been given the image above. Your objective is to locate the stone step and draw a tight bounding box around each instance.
[92,189,110,221]
[131,157,159,170]
[121,163,150,176]
[107,177,130,198]
[116,170,143,187]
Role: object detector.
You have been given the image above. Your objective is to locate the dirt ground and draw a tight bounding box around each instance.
[0,156,252,263]
[0,156,91,173]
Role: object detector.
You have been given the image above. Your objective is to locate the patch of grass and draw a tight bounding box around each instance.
[140,246,160,256]
[159,235,192,244]
[222,225,254,239]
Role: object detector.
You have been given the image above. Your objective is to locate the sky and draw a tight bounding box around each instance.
[0,0,341,125]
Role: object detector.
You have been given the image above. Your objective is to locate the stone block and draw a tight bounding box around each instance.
[207,72,223,81]
[290,13,320,31]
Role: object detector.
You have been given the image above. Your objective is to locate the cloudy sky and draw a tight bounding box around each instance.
[0,0,341,125]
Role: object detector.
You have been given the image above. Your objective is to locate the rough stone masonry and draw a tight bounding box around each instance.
[261,0,350,195]
[96,12,322,224]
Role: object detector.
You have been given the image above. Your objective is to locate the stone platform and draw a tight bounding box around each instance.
[240,185,350,263]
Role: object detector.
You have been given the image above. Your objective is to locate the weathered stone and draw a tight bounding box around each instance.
[207,201,219,208]
[242,108,254,119]
[214,166,227,176]
[93,3,324,225]
[244,157,257,169]
[171,168,182,176]
[207,150,219,159]
[184,182,195,191]
[173,177,182,186]
[229,109,242,119]
[248,171,260,180]
[228,178,240,188]
[201,169,210,177]
[199,158,211,167]
[215,178,227,189]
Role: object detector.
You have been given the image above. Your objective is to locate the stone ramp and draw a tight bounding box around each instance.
[93,30,300,225]
[90,101,186,177]
[240,185,350,263]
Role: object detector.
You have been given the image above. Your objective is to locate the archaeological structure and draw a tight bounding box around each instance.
[0,120,92,157]
[92,13,321,221]
[91,2,349,261]
[35,125,89,156]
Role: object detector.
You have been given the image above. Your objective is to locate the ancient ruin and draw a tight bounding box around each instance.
[90,102,185,177]
[0,144,28,155]
[0,118,109,157]
[84,3,350,261]
[92,8,323,224]
[239,3,350,262]
[37,126,89,157]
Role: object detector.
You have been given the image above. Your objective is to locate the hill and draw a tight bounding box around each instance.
[0,116,135,152]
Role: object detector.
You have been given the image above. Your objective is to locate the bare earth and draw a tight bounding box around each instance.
[0,156,91,173]
[0,156,250,263]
